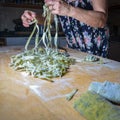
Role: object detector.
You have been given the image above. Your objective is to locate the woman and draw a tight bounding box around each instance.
[21,0,109,57]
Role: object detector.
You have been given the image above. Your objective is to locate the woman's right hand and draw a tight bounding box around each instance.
[21,10,36,27]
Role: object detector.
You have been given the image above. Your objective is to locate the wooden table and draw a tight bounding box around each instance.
[0,46,120,120]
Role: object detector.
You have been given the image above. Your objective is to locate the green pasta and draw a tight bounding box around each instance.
[84,55,99,62]
[10,4,75,80]
[74,91,120,120]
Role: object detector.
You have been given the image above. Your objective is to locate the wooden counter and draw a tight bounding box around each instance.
[0,46,120,120]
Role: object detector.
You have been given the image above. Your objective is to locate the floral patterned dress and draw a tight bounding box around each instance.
[58,0,109,57]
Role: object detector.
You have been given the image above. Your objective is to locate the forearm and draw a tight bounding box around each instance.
[69,6,107,28]
[44,0,108,28]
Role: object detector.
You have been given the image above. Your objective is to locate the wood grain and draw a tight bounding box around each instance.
[0,46,120,120]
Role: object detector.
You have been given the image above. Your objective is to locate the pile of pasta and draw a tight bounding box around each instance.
[10,5,75,81]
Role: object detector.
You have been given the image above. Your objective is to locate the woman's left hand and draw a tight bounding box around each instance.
[45,0,71,16]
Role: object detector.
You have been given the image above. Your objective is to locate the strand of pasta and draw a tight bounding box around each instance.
[25,4,58,53]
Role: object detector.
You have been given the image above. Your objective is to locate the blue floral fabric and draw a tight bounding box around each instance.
[58,0,109,57]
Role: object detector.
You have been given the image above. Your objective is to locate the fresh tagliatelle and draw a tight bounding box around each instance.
[10,5,75,81]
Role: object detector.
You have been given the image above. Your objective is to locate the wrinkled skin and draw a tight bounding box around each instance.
[45,0,71,16]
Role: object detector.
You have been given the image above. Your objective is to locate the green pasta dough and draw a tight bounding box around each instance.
[74,91,120,120]
[88,81,120,104]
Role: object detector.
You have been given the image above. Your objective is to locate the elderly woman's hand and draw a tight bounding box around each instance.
[45,0,71,16]
[21,10,36,27]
